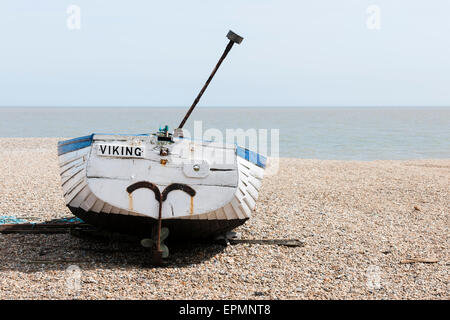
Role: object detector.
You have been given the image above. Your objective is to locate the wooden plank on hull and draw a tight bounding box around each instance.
[198,212,208,220]
[64,181,87,204]
[62,169,86,195]
[80,193,97,212]
[238,179,258,203]
[59,148,90,167]
[237,159,250,172]
[60,157,84,175]
[230,198,246,219]
[240,174,249,187]
[223,204,238,220]
[236,197,252,218]
[91,199,105,213]
[235,183,250,201]
[69,186,91,208]
[61,165,84,186]
[249,166,265,180]
[238,157,264,180]
[237,183,255,207]
[236,184,256,210]
[207,210,217,220]
[215,208,227,220]
[248,175,262,191]
[243,195,256,211]
[110,206,120,214]
[246,183,259,202]
[102,204,112,214]
[238,164,250,177]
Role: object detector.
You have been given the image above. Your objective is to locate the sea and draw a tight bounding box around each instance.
[0,107,449,160]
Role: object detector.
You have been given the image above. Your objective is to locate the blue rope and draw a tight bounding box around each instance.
[0,216,84,225]
[44,217,84,224]
[0,216,28,225]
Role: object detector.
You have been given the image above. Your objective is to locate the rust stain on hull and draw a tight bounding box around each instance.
[190,196,194,215]
[128,193,134,211]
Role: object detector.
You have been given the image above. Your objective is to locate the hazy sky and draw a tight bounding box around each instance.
[1,1,449,107]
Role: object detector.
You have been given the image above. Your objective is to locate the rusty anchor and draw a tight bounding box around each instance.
[126,181,196,265]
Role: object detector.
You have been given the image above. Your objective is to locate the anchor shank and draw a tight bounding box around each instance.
[156,199,162,252]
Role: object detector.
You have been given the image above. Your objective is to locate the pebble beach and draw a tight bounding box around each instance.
[0,138,448,299]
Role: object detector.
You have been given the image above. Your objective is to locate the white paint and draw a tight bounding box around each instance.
[58,135,265,222]
[182,160,210,178]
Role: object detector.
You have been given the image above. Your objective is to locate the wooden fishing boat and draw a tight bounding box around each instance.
[57,31,266,262]
[58,132,266,238]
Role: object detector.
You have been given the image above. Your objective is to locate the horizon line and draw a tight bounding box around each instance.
[1,105,450,108]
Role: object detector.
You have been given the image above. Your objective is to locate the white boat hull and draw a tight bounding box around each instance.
[58,133,266,238]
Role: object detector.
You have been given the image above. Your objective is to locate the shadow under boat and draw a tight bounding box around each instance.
[0,218,304,271]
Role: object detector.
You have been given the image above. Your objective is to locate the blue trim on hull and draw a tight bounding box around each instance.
[57,133,151,156]
[57,134,94,156]
[236,145,266,169]
[57,133,266,169]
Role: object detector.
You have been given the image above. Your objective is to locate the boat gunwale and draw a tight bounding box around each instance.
[58,133,266,168]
